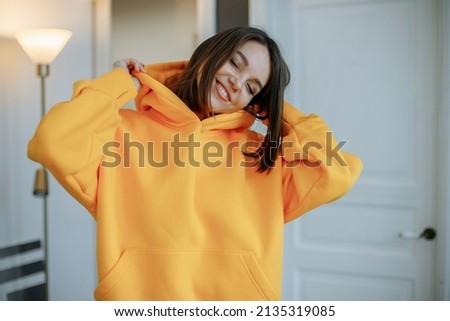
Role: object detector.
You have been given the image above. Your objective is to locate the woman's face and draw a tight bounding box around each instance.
[209,40,271,114]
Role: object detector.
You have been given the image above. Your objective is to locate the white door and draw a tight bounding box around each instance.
[251,0,439,300]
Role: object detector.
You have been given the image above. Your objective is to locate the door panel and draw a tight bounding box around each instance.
[252,0,438,300]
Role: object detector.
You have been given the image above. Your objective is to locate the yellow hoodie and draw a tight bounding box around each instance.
[28,61,362,300]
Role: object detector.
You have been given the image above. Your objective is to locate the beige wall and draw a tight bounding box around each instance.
[112,0,197,64]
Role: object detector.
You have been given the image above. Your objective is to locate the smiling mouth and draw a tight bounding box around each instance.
[216,80,230,102]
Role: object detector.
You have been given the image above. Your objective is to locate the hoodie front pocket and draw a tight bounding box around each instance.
[94,249,278,301]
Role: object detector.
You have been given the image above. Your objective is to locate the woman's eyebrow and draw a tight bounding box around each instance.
[237,50,264,90]
[237,50,249,66]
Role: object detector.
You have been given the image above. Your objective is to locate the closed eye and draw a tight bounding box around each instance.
[247,83,255,96]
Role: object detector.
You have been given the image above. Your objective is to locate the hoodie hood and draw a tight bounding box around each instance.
[133,61,255,132]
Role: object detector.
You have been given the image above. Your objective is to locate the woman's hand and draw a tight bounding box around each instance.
[113,58,146,90]
[113,58,146,74]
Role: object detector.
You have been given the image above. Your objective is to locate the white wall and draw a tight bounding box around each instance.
[112,0,197,64]
[0,0,96,300]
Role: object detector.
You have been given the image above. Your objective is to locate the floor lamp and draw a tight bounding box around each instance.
[15,28,72,300]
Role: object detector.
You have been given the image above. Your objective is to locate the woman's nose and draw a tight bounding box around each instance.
[229,76,242,91]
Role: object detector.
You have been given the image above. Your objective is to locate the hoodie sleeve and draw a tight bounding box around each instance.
[28,68,137,216]
[281,102,363,223]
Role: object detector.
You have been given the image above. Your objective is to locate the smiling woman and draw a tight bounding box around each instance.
[170,27,290,172]
[210,40,270,114]
[27,26,363,300]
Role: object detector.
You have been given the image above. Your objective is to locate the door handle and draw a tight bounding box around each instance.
[399,227,436,240]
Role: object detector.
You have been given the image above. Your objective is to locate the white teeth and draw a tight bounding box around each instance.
[217,83,229,101]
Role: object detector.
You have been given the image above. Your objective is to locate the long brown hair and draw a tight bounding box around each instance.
[175,26,290,173]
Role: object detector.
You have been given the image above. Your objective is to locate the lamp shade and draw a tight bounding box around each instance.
[15,28,72,64]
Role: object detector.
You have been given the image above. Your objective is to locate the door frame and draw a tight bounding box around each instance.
[91,0,216,77]
[249,0,450,300]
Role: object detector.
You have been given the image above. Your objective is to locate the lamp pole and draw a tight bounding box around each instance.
[33,63,50,300]
[15,27,72,301]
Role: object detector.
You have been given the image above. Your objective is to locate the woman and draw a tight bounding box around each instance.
[28,26,362,300]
